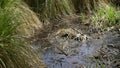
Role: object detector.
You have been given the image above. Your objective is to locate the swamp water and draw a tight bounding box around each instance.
[33,30,120,68]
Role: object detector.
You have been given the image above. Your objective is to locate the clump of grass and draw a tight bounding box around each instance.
[1,0,43,38]
[72,0,92,13]
[0,0,15,8]
[71,0,109,13]
[91,4,120,28]
[1,0,42,37]
[1,0,43,37]
[24,0,75,22]
[0,0,22,8]
[48,0,74,16]
[0,1,45,68]
[14,2,43,37]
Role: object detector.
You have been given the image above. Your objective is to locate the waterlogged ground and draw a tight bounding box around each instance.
[42,41,101,68]
[32,21,120,68]
[40,31,119,68]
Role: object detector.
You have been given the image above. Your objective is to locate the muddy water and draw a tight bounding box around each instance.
[43,45,95,68]
[41,38,105,68]
[33,31,120,68]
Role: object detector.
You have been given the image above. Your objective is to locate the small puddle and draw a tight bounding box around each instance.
[42,39,103,68]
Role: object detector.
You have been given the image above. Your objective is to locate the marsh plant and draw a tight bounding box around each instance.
[1,0,43,37]
[14,2,43,37]
[23,0,75,22]
[0,0,20,8]
[71,0,109,13]
[0,1,45,68]
[91,4,120,28]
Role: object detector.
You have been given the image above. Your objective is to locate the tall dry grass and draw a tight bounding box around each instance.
[0,0,45,68]
[13,2,43,38]
[23,0,75,22]
[71,0,109,13]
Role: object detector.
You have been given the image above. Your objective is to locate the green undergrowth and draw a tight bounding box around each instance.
[0,0,20,8]
[90,4,120,28]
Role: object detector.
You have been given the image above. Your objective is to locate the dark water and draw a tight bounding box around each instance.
[42,39,103,68]
[33,32,120,68]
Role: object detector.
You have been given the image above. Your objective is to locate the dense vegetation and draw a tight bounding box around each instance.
[0,0,119,68]
[0,0,45,68]
[24,0,120,27]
